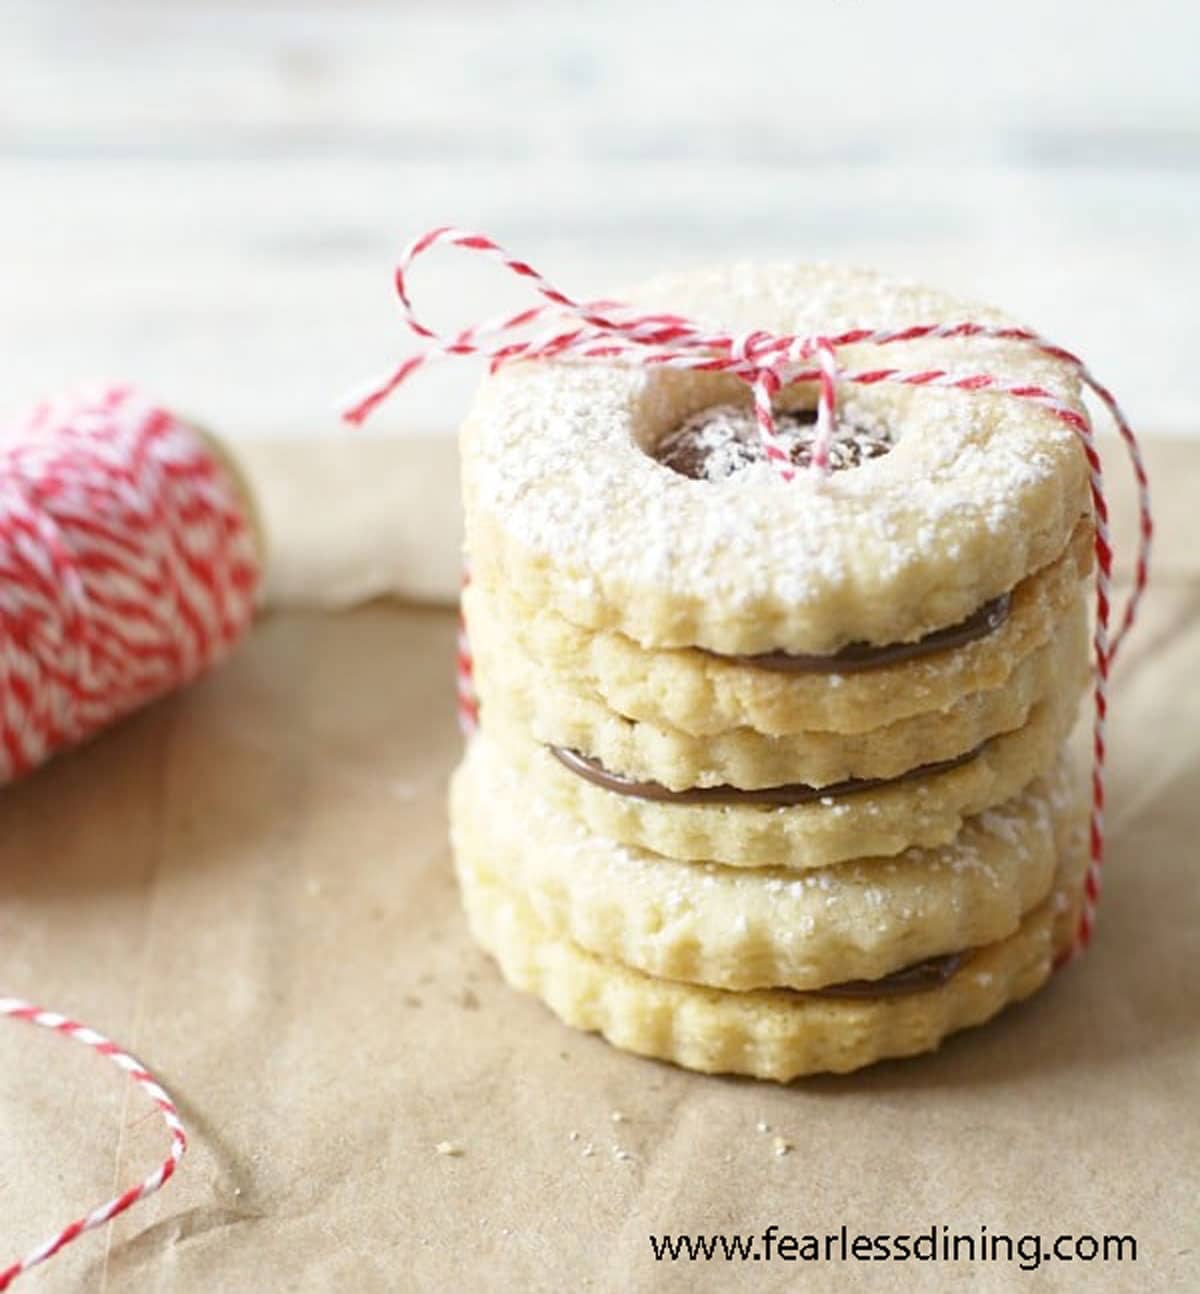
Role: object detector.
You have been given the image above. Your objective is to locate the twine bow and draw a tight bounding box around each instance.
[345,225,1153,955]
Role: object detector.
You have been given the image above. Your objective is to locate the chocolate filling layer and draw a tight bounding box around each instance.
[803,950,967,1000]
[722,593,1011,675]
[548,743,984,807]
[654,404,894,480]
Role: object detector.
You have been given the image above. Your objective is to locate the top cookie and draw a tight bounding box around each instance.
[462,262,1090,655]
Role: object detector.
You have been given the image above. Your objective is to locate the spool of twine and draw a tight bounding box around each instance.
[0,385,262,782]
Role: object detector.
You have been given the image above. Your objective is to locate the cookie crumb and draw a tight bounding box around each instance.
[581,1143,595,1158]
[435,1140,464,1157]
[773,1137,793,1158]
[610,1110,627,1124]
[612,1146,634,1162]
[755,1120,770,1134]
[568,1130,580,1142]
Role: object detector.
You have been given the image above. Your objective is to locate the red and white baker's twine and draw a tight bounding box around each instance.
[346,226,1154,956]
[0,1000,187,1291]
[0,386,260,782]
[456,571,479,735]
[1,388,259,1283]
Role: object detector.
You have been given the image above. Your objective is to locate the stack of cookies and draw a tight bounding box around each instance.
[450,263,1093,1079]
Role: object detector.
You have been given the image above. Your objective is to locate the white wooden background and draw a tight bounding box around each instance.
[2,0,1198,443]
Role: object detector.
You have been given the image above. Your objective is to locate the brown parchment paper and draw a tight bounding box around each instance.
[1,440,1197,1293]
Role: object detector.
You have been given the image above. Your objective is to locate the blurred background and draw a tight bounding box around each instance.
[3,0,1198,445]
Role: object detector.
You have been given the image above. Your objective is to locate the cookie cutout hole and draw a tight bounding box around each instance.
[652,403,895,482]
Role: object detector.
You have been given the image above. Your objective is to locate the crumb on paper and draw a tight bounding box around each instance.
[568,1130,579,1142]
[581,1143,595,1158]
[755,1120,770,1134]
[610,1110,627,1123]
[435,1140,464,1157]
[612,1146,634,1162]
[773,1137,793,1158]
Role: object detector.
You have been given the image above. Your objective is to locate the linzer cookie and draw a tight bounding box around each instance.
[465,520,1092,738]
[466,581,1087,790]
[479,680,1082,870]
[451,736,1079,995]
[346,230,1149,1080]
[453,842,1085,1081]
[460,264,1090,656]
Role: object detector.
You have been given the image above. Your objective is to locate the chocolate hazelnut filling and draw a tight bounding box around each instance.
[654,403,893,481]
[721,593,1011,675]
[548,743,984,807]
[802,950,967,999]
